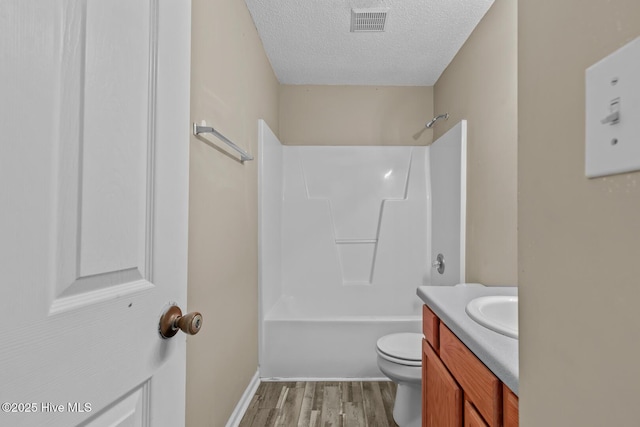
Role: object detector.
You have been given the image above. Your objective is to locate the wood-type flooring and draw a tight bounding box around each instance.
[239,381,399,427]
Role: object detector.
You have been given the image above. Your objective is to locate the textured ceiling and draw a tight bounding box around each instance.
[244,0,495,86]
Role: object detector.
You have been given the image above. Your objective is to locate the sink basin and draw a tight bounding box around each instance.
[465,296,518,339]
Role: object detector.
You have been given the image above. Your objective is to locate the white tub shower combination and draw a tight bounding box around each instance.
[258,119,466,379]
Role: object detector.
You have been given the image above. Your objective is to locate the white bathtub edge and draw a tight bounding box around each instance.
[225,368,261,427]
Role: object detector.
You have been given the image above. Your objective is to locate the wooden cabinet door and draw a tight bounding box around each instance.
[424,340,463,427]
[440,325,501,426]
[423,339,428,427]
[503,384,519,427]
[423,305,440,351]
[465,400,489,427]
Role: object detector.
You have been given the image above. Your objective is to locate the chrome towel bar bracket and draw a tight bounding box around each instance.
[192,122,254,163]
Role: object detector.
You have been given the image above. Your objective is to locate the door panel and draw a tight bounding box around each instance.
[79,0,151,277]
[84,381,150,427]
[54,0,155,305]
[0,0,190,425]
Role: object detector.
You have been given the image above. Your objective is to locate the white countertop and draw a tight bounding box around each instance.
[416,285,519,395]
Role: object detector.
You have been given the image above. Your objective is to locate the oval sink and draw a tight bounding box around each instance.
[465,296,518,339]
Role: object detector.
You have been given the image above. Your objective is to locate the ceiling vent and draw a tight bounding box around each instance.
[350,8,388,32]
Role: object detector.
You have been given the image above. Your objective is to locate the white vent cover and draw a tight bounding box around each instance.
[350,8,388,32]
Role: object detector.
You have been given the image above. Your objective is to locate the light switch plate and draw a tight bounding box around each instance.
[585,36,640,178]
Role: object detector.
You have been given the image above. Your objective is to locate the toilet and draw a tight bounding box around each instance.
[376,332,423,427]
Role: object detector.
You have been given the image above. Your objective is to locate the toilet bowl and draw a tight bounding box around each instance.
[376,333,423,427]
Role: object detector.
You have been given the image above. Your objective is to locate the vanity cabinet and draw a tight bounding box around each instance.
[422,305,519,427]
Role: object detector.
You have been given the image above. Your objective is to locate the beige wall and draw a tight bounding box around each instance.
[433,0,518,286]
[519,1,640,426]
[187,0,279,424]
[279,85,433,146]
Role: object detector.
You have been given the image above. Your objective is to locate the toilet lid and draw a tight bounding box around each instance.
[376,333,422,362]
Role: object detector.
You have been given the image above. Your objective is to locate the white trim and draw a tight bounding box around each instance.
[225,369,261,427]
[260,377,390,382]
[257,119,265,377]
[459,120,467,282]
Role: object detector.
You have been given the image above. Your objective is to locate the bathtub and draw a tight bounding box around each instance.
[260,292,423,379]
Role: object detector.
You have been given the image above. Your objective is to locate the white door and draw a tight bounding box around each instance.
[430,121,467,286]
[0,0,191,426]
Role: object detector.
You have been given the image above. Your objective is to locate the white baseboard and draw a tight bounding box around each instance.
[225,369,261,427]
[260,377,390,382]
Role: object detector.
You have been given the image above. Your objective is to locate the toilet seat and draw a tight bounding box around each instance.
[376,333,422,367]
[377,349,422,367]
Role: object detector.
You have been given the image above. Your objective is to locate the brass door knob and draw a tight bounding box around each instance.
[159,305,203,339]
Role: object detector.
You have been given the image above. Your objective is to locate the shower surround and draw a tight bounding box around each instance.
[258,119,465,378]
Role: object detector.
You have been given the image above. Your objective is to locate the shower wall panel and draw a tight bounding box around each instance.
[281,145,430,299]
[258,119,467,378]
[258,121,283,316]
[259,119,434,378]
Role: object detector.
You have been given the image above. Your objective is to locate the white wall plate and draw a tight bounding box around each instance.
[585,36,640,178]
